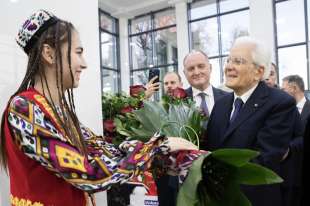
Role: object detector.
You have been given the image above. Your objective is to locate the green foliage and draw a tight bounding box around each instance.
[177,149,283,206]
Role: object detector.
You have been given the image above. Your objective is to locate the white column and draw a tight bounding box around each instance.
[119,17,131,94]
[249,0,276,61]
[173,0,190,88]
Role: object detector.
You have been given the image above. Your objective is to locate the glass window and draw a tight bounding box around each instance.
[209,58,221,87]
[189,0,249,86]
[131,34,153,69]
[190,0,217,20]
[99,10,120,94]
[220,10,250,54]
[278,45,308,89]
[155,29,178,66]
[276,0,305,46]
[190,17,219,57]
[102,70,120,93]
[129,8,178,95]
[219,0,249,13]
[130,16,152,34]
[155,9,176,28]
[100,13,114,32]
[101,33,117,69]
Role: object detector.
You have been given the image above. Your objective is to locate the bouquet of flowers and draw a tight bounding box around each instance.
[102,86,283,206]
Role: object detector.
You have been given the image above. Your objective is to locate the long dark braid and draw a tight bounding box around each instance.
[0,20,86,171]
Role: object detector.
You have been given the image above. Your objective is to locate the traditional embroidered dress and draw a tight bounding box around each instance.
[3,88,202,206]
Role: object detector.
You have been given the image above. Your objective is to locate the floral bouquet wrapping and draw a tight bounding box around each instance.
[102,86,283,206]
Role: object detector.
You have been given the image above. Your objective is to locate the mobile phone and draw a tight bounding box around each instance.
[148,68,160,91]
[148,68,160,83]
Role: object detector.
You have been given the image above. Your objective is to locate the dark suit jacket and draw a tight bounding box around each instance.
[157,86,227,206]
[301,115,310,206]
[203,81,302,206]
[280,99,310,206]
[301,99,310,127]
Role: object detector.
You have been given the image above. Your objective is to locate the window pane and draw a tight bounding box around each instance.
[100,13,114,33]
[190,18,219,56]
[130,34,153,69]
[221,10,250,55]
[102,70,119,93]
[101,33,117,69]
[308,0,310,40]
[190,0,217,20]
[209,58,221,87]
[220,0,249,13]
[130,16,152,34]
[278,45,308,89]
[155,28,178,65]
[155,9,176,28]
[276,0,305,46]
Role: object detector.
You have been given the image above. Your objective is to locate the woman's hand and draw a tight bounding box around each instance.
[164,137,198,152]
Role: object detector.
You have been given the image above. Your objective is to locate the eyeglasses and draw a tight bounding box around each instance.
[225,57,255,66]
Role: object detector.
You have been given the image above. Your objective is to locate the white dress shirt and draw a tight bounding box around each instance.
[297,96,306,114]
[192,85,215,113]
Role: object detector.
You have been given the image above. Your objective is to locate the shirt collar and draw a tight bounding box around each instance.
[192,85,213,97]
[297,96,306,110]
[233,83,259,104]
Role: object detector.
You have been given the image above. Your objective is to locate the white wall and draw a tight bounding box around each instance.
[0,0,106,205]
[249,0,276,61]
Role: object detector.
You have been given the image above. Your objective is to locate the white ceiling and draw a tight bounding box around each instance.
[99,0,191,18]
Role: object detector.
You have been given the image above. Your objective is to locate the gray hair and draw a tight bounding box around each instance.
[232,36,271,80]
[282,75,305,92]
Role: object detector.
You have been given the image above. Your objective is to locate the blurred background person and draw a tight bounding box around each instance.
[265,62,279,88]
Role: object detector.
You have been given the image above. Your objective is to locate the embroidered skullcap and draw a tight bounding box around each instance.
[16,10,59,54]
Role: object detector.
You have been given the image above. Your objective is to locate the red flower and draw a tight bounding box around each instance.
[103,119,115,133]
[121,106,133,114]
[105,136,113,143]
[130,85,146,97]
[171,87,187,99]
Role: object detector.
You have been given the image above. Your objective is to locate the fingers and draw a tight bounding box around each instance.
[148,76,159,84]
[165,137,198,152]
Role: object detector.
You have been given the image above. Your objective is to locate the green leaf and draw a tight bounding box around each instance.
[205,180,251,206]
[177,153,211,206]
[211,149,259,167]
[235,162,283,185]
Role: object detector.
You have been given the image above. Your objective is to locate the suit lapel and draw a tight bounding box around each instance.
[221,82,269,144]
[213,87,220,102]
[301,99,310,120]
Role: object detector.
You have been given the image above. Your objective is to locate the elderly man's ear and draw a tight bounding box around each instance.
[254,66,265,81]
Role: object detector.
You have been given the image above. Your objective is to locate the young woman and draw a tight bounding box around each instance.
[0,10,199,206]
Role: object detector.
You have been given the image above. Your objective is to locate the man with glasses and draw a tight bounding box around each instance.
[183,50,228,117]
[203,36,302,206]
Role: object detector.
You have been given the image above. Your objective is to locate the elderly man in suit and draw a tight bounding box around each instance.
[203,36,302,206]
[183,50,228,117]
[281,74,309,206]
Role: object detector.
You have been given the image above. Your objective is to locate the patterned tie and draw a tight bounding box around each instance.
[198,93,209,116]
[230,98,243,123]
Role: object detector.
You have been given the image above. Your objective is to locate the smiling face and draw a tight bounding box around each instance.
[224,43,264,96]
[61,30,87,90]
[183,52,212,91]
